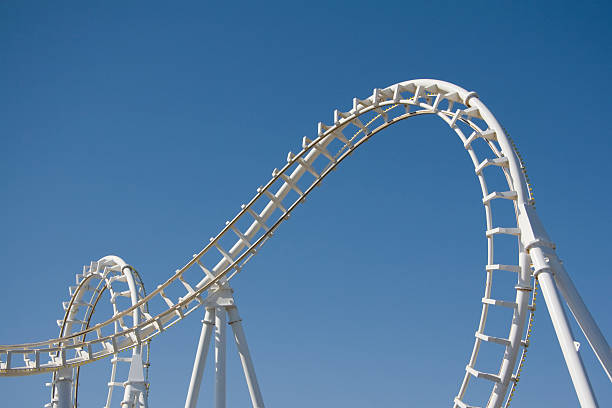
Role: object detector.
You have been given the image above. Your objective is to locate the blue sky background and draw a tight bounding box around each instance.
[1,1,611,407]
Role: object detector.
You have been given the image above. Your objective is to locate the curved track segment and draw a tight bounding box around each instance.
[47,256,150,408]
[1,79,606,407]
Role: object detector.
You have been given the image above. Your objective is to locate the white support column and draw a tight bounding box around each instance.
[520,199,607,405]
[183,287,265,408]
[54,368,73,408]
[138,389,148,408]
[534,251,599,408]
[227,305,265,408]
[215,307,227,408]
[122,385,135,407]
[122,351,147,408]
[122,383,148,408]
[185,307,216,408]
[549,256,612,381]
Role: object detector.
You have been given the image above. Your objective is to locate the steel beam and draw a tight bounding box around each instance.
[537,268,598,407]
[227,306,265,408]
[215,307,227,408]
[185,308,216,408]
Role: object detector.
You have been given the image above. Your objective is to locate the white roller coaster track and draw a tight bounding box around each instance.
[1,79,610,408]
[49,256,151,408]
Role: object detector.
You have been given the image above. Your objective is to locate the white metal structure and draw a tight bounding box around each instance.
[184,285,264,408]
[46,256,151,408]
[0,79,610,407]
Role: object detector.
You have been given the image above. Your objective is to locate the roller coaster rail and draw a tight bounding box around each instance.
[47,256,151,408]
[0,79,610,408]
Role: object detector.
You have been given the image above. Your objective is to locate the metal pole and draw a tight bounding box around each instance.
[227,305,265,408]
[215,307,227,408]
[550,257,612,381]
[138,390,148,408]
[55,369,72,408]
[537,269,598,407]
[185,308,216,408]
[121,384,135,407]
[122,351,147,408]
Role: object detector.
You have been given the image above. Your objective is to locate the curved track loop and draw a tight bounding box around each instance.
[48,256,150,408]
[1,79,540,407]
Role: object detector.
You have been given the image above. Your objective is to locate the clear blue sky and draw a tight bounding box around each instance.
[1,1,611,407]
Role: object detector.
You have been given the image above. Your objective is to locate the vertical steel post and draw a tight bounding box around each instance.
[122,351,147,408]
[215,307,227,408]
[185,308,216,408]
[537,266,598,407]
[121,385,135,407]
[138,389,148,408]
[55,369,72,408]
[227,306,265,408]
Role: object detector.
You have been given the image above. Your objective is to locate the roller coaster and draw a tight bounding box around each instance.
[1,79,610,408]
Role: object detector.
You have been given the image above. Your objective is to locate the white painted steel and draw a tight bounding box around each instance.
[1,79,609,407]
[48,256,150,408]
[121,350,148,408]
[215,307,227,408]
[184,308,215,408]
[537,270,598,407]
[228,306,265,408]
[552,258,612,381]
[518,196,612,384]
[55,375,72,408]
[184,288,264,408]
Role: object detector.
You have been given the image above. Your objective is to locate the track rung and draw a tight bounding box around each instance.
[296,156,320,178]
[108,274,128,283]
[262,189,287,213]
[116,290,132,298]
[107,381,124,387]
[449,109,462,128]
[178,275,196,295]
[56,319,87,327]
[306,136,337,162]
[485,227,521,237]
[193,256,216,280]
[158,290,175,308]
[464,129,497,148]
[213,242,235,266]
[453,397,481,408]
[475,157,509,174]
[318,121,332,137]
[465,365,501,383]
[62,300,93,310]
[482,297,518,309]
[111,356,132,363]
[431,93,443,110]
[244,207,270,232]
[228,224,252,248]
[330,129,352,148]
[444,91,461,103]
[482,191,518,204]
[277,172,303,196]
[475,331,511,346]
[486,264,521,273]
[333,109,351,124]
[462,106,481,119]
[351,117,370,135]
[411,85,423,103]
